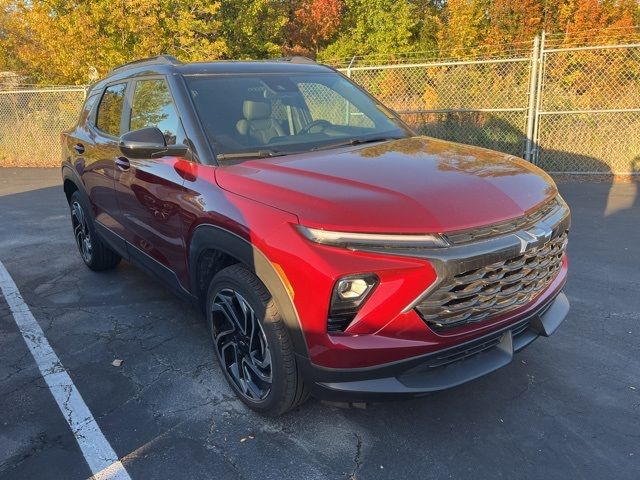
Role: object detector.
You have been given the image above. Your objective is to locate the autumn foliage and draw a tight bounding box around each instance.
[288,0,342,55]
[0,0,638,84]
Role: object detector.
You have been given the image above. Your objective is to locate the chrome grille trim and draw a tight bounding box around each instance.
[337,195,571,329]
[445,197,562,245]
[415,231,568,330]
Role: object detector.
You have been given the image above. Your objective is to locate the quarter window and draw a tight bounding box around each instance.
[129,79,183,145]
[96,83,126,136]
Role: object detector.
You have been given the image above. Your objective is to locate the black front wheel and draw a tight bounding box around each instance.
[207,264,308,415]
[212,288,273,400]
[69,191,121,271]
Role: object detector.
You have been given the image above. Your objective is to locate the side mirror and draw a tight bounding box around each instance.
[119,127,188,159]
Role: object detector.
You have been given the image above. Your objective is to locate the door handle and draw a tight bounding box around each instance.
[115,157,130,171]
[73,143,85,155]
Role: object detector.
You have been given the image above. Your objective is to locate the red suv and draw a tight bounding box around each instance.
[62,56,570,415]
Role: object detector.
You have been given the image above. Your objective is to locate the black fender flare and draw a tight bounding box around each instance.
[62,165,89,206]
[189,224,309,359]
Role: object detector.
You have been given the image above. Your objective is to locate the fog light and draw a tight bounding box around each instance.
[337,278,369,299]
[328,274,378,332]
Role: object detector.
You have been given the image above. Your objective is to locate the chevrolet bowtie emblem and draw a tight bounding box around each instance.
[516,225,553,254]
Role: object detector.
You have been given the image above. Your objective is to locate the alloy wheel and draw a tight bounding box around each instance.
[71,200,92,263]
[211,289,272,400]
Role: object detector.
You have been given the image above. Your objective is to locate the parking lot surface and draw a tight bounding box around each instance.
[1,168,638,479]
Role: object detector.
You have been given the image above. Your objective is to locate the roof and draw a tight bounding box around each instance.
[177,60,334,75]
[86,55,336,97]
[109,55,334,77]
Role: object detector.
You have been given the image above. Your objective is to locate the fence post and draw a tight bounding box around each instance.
[525,35,541,162]
[531,31,546,165]
[345,56,357,124]
[346,55,357,78]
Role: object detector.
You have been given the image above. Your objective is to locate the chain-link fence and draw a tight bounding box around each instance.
[250,71,530,151]
[344,56,532,157]
[0,86,86,167]
[535,42,640,175]
[336,36,640,176]
[0,37,638,175]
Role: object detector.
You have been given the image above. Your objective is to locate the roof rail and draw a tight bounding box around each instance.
[110,55,183,73]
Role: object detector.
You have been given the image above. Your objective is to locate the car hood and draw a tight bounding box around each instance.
[215,136,558,233]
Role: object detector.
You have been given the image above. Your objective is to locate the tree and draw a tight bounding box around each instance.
[557,0,636,43]
[486,0,544,45]
[287,0,342,56]
[413,1,445,54]
[0,0,228,84]
[219,0,289,59]
[0,1,11,68]
[319,0,419,60]
[437,0,489,56]
[1,0,638,84]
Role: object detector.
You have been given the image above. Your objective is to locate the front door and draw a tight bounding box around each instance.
[113,77,190,289]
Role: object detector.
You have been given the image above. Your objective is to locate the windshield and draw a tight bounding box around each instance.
[184,72,412,161]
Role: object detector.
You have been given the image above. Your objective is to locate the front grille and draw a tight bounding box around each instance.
[428,333,503,368]
[445,198,561,245]
[410,320,530,371]
[415,231,568,330]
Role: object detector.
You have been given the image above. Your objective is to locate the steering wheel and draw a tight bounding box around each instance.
[298,119,333,135]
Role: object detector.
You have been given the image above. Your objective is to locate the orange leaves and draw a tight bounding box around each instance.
[290,0,343,55]
[0,0,228,84]
[1,0,639,85]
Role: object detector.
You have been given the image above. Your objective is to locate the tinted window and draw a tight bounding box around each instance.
[96,83,126,136]
[130,79,182,145]
[298,82,374,128]
[79,91,100,125]
[185,73,410,160]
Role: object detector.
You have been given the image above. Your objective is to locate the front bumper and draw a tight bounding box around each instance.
[298,290,569,402]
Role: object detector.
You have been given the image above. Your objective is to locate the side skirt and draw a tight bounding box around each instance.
[94,221,198,306]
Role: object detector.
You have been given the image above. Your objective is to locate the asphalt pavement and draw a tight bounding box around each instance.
[0,168,638,479]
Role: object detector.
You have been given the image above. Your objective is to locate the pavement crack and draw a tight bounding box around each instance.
[345,432,363,479]
[0,431,64,474]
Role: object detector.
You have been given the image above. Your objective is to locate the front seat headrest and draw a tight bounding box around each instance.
[243,100,272,121]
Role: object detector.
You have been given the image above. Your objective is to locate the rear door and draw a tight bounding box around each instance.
[77,82,129,243]
[114,76,191,289]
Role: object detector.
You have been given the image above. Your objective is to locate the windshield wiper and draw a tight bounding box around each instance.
[216,149,287,161]
[312,136,403,152]
[350,136,404,146]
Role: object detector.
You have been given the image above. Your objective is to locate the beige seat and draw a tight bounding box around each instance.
[236,99,285,145]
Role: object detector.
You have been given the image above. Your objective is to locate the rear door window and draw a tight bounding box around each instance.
[95,83,127,136]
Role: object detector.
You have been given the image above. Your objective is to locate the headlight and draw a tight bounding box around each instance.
[297,226,449,249]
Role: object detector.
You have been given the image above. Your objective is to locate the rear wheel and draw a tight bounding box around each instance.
[206,264,308,415]
[69,191,121,271]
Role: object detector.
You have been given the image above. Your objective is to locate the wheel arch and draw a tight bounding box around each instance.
[189,224,309,359]
[62,166,88,206]
[63,178,78,204]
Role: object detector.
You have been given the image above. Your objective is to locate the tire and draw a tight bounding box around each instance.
[206,264,308,415]
[69,191,121,271]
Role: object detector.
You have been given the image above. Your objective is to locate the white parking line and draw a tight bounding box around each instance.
[0,260,132,480]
